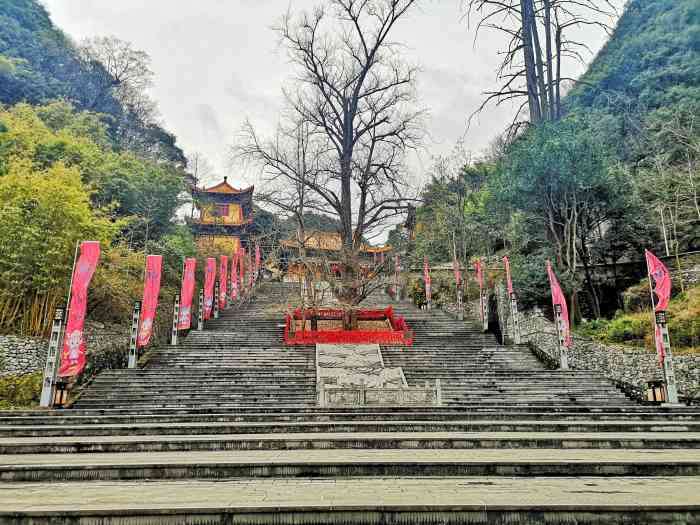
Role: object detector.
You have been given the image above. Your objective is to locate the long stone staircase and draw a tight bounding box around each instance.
[0,282,699,524]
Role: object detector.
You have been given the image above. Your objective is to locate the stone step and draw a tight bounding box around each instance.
[3,409,698,426]
[2,431,698,454]
[2,449,699,482]
[0,476,698,524]
[2,419,697,438]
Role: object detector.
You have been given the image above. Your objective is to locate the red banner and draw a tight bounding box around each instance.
[58,241,100,377]
[503,256,514,295]
[239,247,246,293]
[645,249,671,312]
[255,243,261,276]
[137,255,162,348]
[453,258,462,287]
[177,258,196,329]
[219,255,228,309]
[230,251,239,300]
[203,257,216,320]
[380,251,385,265]
[423,256,431,302]
[474,259,484,292]
[248,250,254,289]
[546,261,572,348]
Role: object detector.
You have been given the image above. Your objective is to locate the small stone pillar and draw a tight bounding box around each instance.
[40,306,65,408]
[127,301,141,369]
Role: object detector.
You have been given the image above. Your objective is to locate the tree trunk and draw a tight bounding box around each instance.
[520,0,542,123]
[543,0,556,121]
[530,14,549,120]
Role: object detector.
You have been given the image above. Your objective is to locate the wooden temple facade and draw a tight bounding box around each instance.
[189,177,254,253]
[279,231,392,282]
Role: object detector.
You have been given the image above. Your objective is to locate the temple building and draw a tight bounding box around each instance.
[279,231,392,282]
[189,177,254,253]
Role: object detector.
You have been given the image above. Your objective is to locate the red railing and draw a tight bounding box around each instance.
[283,307,413,346]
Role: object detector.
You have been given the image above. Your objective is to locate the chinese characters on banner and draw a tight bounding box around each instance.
[230,251,239,300]
[58,241,100,377]
[203,258,216,320]
[137,255,162,347]
[219,256,228,309]
[177,258,197,329]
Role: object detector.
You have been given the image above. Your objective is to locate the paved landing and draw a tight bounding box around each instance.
[1,477,699,512]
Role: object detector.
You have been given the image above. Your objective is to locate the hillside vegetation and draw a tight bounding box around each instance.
[406,0,700,324]
[0,0,198,338]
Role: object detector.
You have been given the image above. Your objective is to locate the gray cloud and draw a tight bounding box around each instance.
[43,0,623,187]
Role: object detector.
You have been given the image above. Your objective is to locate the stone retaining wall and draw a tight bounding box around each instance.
[0,322,129,378]
[520,308,700,400]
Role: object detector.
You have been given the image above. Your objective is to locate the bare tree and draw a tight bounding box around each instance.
[268,0,423,312]
[78,36,161,150]
[277,1,423,248]
[465,0,617,127]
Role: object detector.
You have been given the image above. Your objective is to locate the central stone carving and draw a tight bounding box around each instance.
[316,344,407,389]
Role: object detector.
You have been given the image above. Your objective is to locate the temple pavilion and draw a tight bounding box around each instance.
[279,230,392,282]
[189,177,254,253]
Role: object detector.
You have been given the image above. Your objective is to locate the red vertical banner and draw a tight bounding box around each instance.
[230,251,239,300]
[423,256,431,303]
[380,251,386,265]
[239,247,246,293]
[219,255,228,309]
[546,261,572,348]
[645,249,671,312]
[178,258,196,329]
[453,258,462,287]
[203,257,216,320]
[503,256,514,295]
[137,255,162,348]
[474,259,484,290]
[248,250,254,290]
[58,241,101,377]
[255,243,261,277]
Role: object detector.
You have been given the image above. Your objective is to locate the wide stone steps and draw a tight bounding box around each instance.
[2,419,698,438]
[2,449,700,482]
[1,476,698,524]
[5,283,698,523]
[3,407,697,425]
[2,431,699,455]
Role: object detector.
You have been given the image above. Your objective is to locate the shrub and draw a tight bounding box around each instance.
[0,372,42,409]
[605,314,648,343]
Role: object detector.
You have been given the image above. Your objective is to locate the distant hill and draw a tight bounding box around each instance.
[0,0,185,164]
[567,0,700,117]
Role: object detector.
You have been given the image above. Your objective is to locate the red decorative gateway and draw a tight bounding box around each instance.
[283,307,413,346]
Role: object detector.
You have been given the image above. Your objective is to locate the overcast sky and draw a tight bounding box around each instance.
[42,0,623,189]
